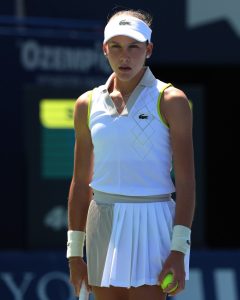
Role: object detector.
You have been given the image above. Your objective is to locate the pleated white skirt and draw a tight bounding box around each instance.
[86,192,190,288]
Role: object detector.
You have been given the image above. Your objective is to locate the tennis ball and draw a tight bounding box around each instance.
[160,273,178,293]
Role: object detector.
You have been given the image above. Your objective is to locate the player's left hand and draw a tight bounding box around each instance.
[158,250,186,296]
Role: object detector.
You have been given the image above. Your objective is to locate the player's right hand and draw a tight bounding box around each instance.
[68,257,90,296]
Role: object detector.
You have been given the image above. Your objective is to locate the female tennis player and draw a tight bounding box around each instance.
[67,8,195,300]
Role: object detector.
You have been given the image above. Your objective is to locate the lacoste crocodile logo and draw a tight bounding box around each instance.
[119,20,131,26]
[139,114,148,119]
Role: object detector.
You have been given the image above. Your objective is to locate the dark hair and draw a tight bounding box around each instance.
[107,8,153,28]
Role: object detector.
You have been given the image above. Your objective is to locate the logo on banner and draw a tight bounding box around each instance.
[187,0,240,37]
[44,206,67,231]
[19,40,110,72]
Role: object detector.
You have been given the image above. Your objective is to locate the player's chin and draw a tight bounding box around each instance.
[116,73,133,82]
[116,68,142,82]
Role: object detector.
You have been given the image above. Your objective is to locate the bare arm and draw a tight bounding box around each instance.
[162,87,195,228]
[68,90,93,231]
[67,91,93,296]
[158,87,196,295]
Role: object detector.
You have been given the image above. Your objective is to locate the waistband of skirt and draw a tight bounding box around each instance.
[93,189,171,204]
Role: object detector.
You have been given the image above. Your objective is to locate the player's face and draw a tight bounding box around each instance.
[103,36,153,82]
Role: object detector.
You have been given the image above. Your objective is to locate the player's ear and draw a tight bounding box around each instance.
[146,42,153,59]
[102,44,107,56]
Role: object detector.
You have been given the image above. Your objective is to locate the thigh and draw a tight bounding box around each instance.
[129,285,167,300]
[92,286,129,300]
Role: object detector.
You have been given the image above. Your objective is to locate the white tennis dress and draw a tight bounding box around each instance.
[85,67,190,287]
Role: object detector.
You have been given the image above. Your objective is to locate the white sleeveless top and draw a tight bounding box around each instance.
[88,67,175,196]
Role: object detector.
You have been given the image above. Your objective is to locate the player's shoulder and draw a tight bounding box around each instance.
[161,86,191,123]
[75,90,93,108]
[164,86,188,103]
[161,86,191,114]
[74,90,93,124]
[155,79,188,103]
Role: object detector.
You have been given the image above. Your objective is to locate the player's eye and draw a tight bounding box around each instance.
[110,44,120,48]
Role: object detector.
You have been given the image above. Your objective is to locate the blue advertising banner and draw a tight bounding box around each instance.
[0,19,110,250]
[0,250,240,300]
[7,0,240,65]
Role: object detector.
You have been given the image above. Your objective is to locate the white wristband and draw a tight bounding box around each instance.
[66,230,86,258]
[170,225,191,254]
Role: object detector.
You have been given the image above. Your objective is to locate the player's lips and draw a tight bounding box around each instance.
[118,66,131,72]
